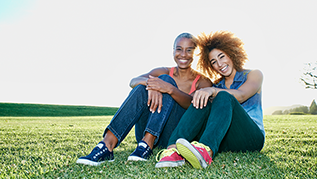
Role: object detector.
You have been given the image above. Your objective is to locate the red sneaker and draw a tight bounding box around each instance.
[155,148,185,168]
[176,138,212,169]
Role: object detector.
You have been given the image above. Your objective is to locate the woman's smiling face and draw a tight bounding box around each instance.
[173,37,195,69]
[209,49,235,78]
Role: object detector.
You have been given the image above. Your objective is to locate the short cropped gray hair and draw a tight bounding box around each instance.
[173,32,197,49]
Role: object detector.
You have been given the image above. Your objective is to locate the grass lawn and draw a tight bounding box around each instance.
[0,103,118,116]
[0,109,316,178]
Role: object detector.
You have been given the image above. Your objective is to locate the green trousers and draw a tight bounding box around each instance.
[168,91,264,158]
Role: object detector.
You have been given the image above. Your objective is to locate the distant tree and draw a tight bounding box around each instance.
[301,62,317,89]
[299,106,309,113]
[290,106,309,114]
[309,99,317,114]
[272,110,283,115]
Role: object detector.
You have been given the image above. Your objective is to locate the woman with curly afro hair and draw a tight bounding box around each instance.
[156,31,265,169]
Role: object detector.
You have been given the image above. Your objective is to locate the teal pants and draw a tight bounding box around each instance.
[168,91,264,158]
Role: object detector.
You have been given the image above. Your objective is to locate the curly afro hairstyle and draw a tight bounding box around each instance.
[197,31,248,82]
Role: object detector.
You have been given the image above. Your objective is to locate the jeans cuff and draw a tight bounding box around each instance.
[144,128,160,145]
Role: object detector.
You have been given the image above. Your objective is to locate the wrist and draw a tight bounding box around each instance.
[168,85,175,95]
[211,87,217,97]
[144,78,149,86]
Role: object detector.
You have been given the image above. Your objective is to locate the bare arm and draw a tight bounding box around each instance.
[129,67,169,88]
[177,77,213,109]
[192,70,263,108]
[147,75,213,109]
[214,70,263,103]
[146,76,192,109]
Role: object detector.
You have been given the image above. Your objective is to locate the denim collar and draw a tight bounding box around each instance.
[214,70,248,89]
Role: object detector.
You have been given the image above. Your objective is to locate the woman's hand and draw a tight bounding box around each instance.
[146,75,174,94]
[147,89,163,113]
[192,87,215,109]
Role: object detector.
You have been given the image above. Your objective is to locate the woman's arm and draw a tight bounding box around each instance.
[129,67,169,88]
[145,76,193,109]
[147,75,212,109]
[146,79,192,109]
[192,70,263,109]
[213,70,263,103]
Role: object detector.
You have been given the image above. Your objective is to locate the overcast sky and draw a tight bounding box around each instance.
[0,0,316,110]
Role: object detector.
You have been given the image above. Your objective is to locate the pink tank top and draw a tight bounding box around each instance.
[169,67,201,95]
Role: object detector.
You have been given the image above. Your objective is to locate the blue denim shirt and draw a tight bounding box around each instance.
[213,70,265,137]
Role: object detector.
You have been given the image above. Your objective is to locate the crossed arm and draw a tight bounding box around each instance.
[130,67,212,113]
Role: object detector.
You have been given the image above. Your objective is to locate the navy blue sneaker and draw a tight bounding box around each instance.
[76,141,114,166]
[127,140,153,161]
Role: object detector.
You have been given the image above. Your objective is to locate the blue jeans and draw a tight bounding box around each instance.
[168,91,264,158]
[103,74,186,149]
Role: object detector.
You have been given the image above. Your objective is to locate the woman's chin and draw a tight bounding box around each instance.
[177,63,191,69]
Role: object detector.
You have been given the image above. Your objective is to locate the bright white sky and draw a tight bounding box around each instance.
[0,0,316,110]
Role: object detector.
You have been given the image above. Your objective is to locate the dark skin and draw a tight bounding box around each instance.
[102,38,212,151]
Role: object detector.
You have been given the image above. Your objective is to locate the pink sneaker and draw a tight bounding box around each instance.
[176,138,212,169]
[155,148,185,168]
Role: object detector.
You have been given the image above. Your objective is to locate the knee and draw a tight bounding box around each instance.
[214,91,234,102]
[189,102,212,112]
[132,84,147,93]
[217,91,232,97]
[158,74,177,86]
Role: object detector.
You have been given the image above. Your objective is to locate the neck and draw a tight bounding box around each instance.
[175,66,194,78]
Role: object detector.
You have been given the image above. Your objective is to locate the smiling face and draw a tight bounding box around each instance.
[173,37,195,69]
[209,48,236,78]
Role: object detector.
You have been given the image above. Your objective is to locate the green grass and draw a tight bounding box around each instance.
[0,103,118,116]
[0,105,316,178]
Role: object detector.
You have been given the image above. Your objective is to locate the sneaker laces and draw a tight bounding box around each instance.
[155,148,179,162]
[191,141,211,152]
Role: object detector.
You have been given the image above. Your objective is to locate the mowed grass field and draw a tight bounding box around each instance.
[0,103,316,178]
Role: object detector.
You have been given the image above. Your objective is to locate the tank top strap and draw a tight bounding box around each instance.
[189,75,201,95]
[169,67,175,77]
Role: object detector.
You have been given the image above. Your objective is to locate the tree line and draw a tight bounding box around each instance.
[273,99,317,115]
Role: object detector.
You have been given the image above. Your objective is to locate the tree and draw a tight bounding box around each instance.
[289,106,308,114]
[301,62,317,89]
[309,99,317,114]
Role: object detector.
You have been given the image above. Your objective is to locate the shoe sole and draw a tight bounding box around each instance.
[76,158,114,166]
[176,138,207,169]
[127,156,148,161]
[155,160,185,168]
